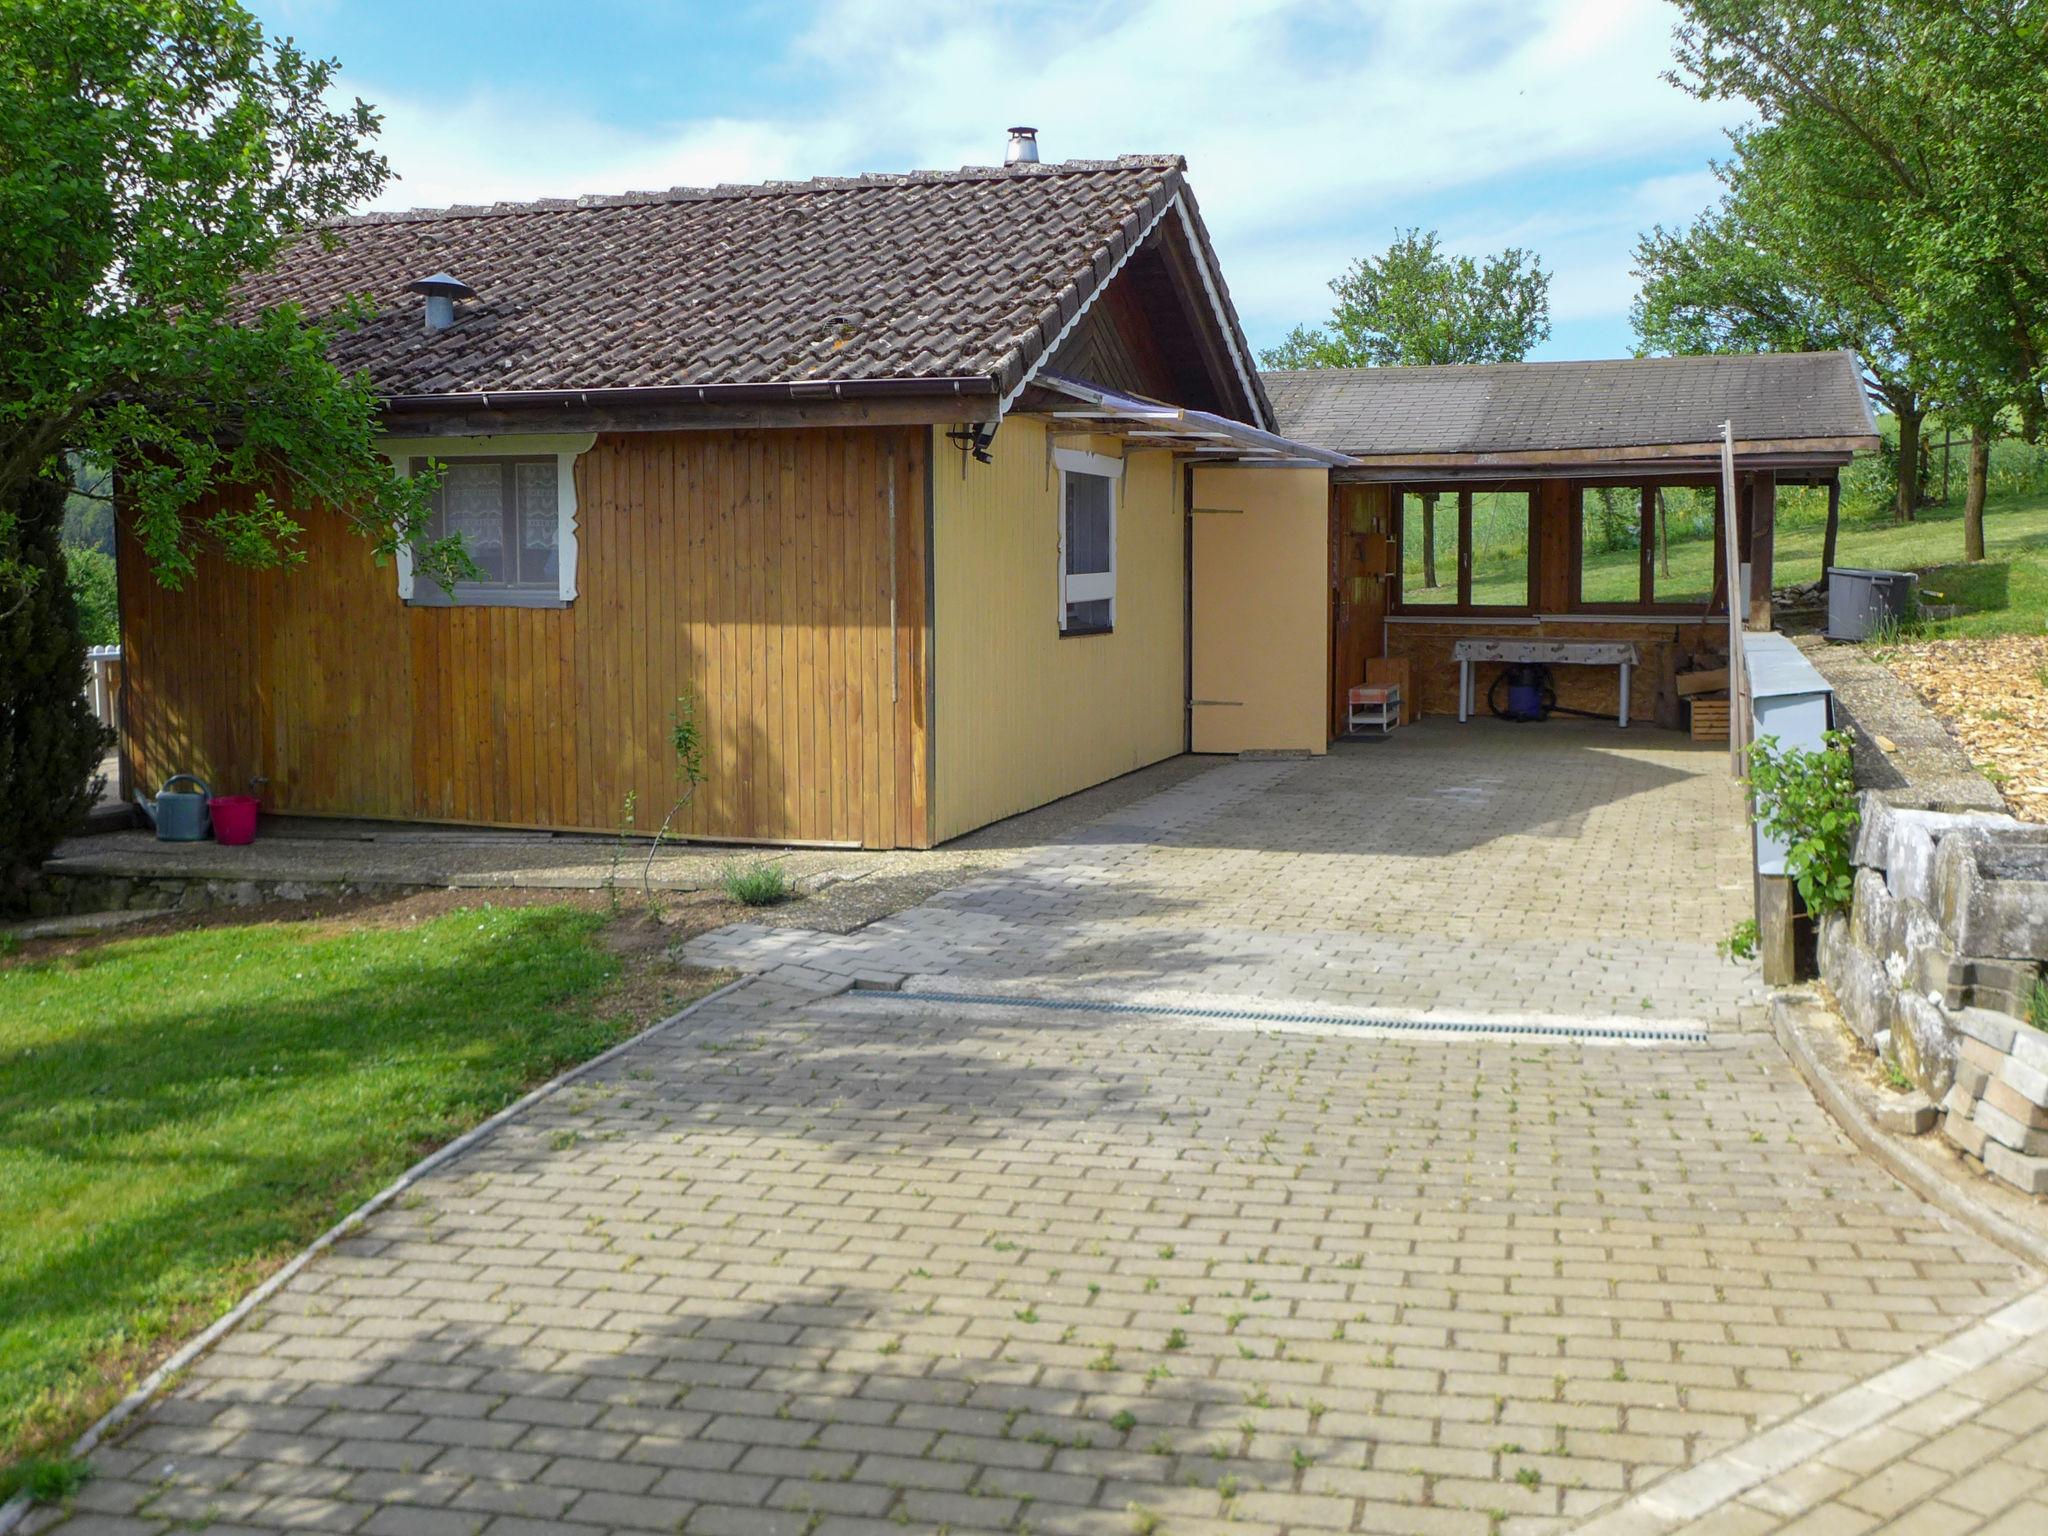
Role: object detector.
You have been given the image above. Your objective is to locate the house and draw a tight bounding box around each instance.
[117,142,1877,851]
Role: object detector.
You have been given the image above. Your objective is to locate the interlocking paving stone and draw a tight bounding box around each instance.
[685,723,1766,1026]
[24,726,2033,1536]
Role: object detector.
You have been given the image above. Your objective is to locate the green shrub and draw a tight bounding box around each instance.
[720,859,794,907]
[1745,731,1860,917]
[2030,978,2048,1034]
[61,547,117,647]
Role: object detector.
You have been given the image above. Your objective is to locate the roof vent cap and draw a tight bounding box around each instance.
[407,272,476,332]
[1004,127,1039,166]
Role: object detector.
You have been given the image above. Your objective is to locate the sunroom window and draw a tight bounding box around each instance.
[1396,486,1532,611]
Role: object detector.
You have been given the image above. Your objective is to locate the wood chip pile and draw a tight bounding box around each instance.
[1883,635,2048,822]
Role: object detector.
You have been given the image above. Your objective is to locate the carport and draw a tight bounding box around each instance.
[1186,350,1880,752]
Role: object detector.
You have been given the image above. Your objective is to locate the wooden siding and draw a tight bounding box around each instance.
[119,427,931,848]
[930,419,1185,843]
[1387,618,1727,725]
[1330,482,1392,734]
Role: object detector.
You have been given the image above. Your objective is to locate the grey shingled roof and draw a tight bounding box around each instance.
[1263,352,1877,458]
[237,156,1264,415]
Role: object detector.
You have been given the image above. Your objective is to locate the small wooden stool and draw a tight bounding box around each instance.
[1346,683,1401,736]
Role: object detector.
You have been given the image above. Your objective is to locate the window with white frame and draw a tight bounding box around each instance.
[384,433,593,608]
[1056,448,1119,634]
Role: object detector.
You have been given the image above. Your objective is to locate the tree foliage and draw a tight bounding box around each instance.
[1630,127,1934,522]
[1666,1,2048,438]
[0,0,457,616]
[1260,228,1552,369]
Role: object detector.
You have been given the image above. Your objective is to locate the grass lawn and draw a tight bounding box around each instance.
[0,901,699,1489]
[1409,481,2048,631]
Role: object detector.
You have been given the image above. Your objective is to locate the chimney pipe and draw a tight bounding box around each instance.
[1004,127,1039,166]
[407,272,477,332]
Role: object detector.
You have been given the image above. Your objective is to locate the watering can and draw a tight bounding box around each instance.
[136,774,211,841]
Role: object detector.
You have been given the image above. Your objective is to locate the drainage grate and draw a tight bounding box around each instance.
[848,987,1710,1045]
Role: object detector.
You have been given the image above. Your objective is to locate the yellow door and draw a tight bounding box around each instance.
[1188,466,1331,755]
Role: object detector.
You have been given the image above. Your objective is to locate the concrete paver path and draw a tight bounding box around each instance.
[688,725,1767,1026]
[29,725,2042,1536]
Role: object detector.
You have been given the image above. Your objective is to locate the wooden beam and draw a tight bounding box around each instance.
[1748,470,1776,631]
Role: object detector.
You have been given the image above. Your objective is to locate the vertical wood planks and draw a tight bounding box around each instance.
[118,426,931,847]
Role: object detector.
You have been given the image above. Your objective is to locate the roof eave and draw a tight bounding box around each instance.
[378,376,1000,412]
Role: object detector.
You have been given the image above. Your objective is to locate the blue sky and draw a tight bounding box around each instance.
[257,0,1749,362]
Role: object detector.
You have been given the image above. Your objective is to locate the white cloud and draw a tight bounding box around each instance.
[346,0,1744,346]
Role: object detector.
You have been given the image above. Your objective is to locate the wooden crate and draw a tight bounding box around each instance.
[1689,696,1731,742]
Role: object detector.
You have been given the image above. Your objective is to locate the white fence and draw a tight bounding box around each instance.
[85,644,121,732]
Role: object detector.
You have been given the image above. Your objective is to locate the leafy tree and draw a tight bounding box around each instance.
[1264,230,1551,583]
[64,548,118,647]
[1,0,462,873]
[1666,0,2048,545]
[1263,228,1552,371]
[1632,149,1930,548]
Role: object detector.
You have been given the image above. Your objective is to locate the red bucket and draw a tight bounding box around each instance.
[209,795,261,845]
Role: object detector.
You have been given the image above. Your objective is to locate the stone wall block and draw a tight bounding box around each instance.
[1944,956,2043,1020]
[1984,1141,2048,1195]
[1970,1095,2048,1156]
[1935,828,2048,962]
[1852,867,1902,956]
[2011,1026,2048,1078]
[1997,1050,2048,1110]
[1983,1077,2048,1130]
[1953,1007,2019,1055]
[1888,821,1942,908]
[1893,991,1956,1099]
[1945,1098,1989,1159]
[1821,927,1896,1047]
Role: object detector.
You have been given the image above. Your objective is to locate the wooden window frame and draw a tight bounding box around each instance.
[1390,482,1538,616]
[1055,447,1120,636]
[1569,478,1728,616]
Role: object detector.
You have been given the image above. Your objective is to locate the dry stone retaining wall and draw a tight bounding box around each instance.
[1821,794,2048,1193]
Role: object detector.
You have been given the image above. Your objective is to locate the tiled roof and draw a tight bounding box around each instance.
[1263,351,1878,458]
[241,156,1258,408]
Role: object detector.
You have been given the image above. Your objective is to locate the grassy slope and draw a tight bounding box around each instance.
[1403,482,2048,631]
[0,905,627,1479]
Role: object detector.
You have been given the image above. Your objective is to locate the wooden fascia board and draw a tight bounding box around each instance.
[1327,435,1874,476]
[378,395,991,437]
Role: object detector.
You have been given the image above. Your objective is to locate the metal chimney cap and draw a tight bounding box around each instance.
[406,272,476,300]
[1004,127,1039,166]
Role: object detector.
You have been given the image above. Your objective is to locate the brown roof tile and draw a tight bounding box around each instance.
[242,156,1250,405]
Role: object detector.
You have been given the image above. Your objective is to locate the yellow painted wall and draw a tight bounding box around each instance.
[931,418,1186,842]
[1187,465,1329,755]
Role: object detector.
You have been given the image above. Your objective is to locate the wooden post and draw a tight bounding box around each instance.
[1747,470,1775,632]
[1718,423,1747,775]
[1756,872,1798,986]
[1821,477,1841,580]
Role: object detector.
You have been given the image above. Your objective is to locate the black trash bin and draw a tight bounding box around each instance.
[1825,566,1917,641]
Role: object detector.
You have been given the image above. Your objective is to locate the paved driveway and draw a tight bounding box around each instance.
[693,721,1766,1024]
[33,725,2041,1536]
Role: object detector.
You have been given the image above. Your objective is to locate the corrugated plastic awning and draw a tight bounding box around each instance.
[1039,372,1358,468]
